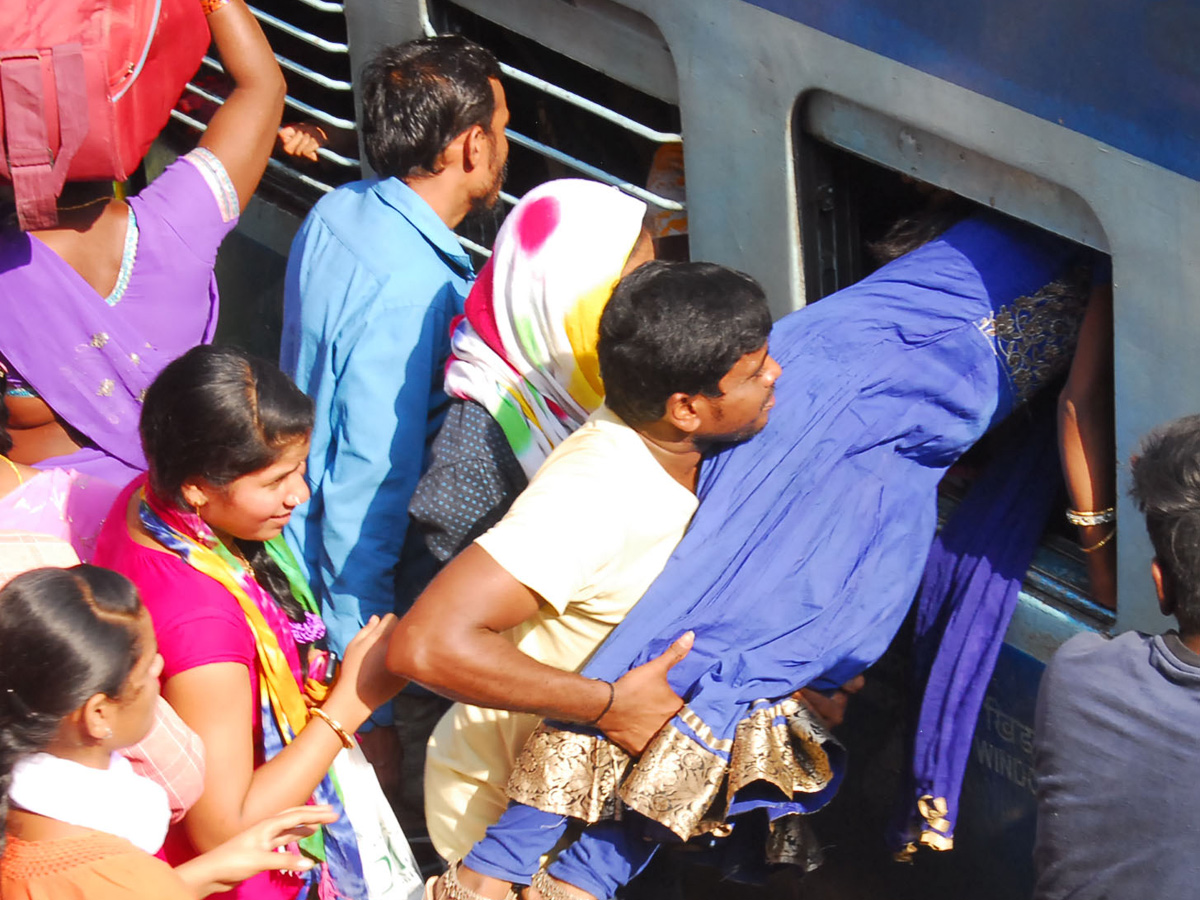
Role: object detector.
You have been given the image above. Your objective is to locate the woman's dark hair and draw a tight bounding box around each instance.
[599,261,773,425]
[0,566,144,842]
[361,35,501,179]
[141,345,316,634]
[1131,415,1200,634]
[867,205,972,267]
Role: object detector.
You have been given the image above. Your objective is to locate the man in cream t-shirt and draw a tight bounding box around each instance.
[387,261,781,864]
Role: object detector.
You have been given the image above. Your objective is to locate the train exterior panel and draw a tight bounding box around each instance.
[188,0,1200,894]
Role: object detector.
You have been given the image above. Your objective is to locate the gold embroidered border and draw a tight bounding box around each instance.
[973,275,1087,405]
[916,794,955,852]
[507,701,843,842]
[505,723,632,823]
[616,721,729,839]
[727,698,836,802]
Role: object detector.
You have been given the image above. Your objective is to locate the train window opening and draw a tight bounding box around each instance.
[425,0,686,259]
[794,135,1114,627]
[164,0,360,215]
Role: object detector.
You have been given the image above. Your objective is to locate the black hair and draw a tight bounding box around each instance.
[361,36,501,179]
[1130,415,1200,634]
[867,205,972,267]
[0,566,145,843]
[598,261,773,425]
[140,346,316,636]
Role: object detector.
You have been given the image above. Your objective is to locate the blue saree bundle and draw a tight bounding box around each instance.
[469,213,1088,895]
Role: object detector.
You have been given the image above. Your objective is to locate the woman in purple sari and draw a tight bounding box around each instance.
[0,0,286,487]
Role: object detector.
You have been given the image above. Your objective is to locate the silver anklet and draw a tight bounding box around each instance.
[531,871,588,900]
[443,861,517,900]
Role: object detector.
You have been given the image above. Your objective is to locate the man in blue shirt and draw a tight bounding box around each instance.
[281,36,508,709]
[1034,414,1200,899]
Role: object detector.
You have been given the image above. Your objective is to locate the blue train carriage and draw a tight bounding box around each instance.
[169,0,1200,895]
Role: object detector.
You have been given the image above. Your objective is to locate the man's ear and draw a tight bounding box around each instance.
[663,392,703,435]
[431,129,470,177]
[1152,558,1172,616]
[459,124,487,174]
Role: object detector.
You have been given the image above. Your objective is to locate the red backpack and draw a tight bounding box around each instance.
[0,0,210,230]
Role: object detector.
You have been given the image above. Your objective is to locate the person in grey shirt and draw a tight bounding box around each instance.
[1034,413,1200,899]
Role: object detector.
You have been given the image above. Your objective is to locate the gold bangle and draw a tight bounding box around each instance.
[309,707,355,749]
[1066,507,1115,527]
[1081,528,1116,553]
[200,0,229,15]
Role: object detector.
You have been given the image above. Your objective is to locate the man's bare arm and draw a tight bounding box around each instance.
[386,544,691,754]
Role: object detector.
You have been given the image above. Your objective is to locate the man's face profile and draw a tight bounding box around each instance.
[700,343,781,443]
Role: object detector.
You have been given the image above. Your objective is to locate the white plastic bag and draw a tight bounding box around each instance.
[331,744,424,900]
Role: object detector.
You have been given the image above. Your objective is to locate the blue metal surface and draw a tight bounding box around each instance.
[953,642,1045,898]
[743,0,1200,184]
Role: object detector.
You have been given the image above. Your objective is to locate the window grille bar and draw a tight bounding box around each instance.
[294,0,344,13]
[498,62,680,144]
[280,93,356,132]
[199,59,357,165]
[506,130,684,210]
[276,54,353,91]
[457,234,492,257]
[170,108,341,192]
[203,54,350,94]
[266,157,335,193]
[247,5,349,53]
[420,13,678,144]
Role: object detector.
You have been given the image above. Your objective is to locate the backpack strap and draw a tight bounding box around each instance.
[0,44,89,231]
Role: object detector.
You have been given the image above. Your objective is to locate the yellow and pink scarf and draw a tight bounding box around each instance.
[444,178,646,478]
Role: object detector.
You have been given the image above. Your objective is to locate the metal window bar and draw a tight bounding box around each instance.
[201,38,352,93]
[275,54,353,92]
[420,15,684,215]
[198,58,360,168]
[457,234,492,257]
[419,16,679,146]
[170,108,337,195]
[294,0,344,13]
[506,130,684,211]
[247,4,349,53]
[179,82,355,174]
[498,62,680,145]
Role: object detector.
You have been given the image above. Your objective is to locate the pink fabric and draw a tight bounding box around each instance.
[93,477,301,900]
[0,531,80,585]
[123,698,206,825]
[0,468,119,561]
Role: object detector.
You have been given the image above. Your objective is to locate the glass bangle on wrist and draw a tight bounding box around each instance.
[1066,506,1115,527]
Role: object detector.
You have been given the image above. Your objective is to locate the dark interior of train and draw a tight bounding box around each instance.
[797,141,1110,618]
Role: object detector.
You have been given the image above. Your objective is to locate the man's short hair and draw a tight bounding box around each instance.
[360,36,501,180]
[1130,414,1200,632]
[599,261,773,425]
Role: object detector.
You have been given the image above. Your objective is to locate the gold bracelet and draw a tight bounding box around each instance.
[309,707,355,749]
[1066,507,1115,527]
[200,0,229,15]
[1081,528,1116,553]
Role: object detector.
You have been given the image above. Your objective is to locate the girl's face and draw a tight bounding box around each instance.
[192,437,312,543]
[106,612,163,749]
